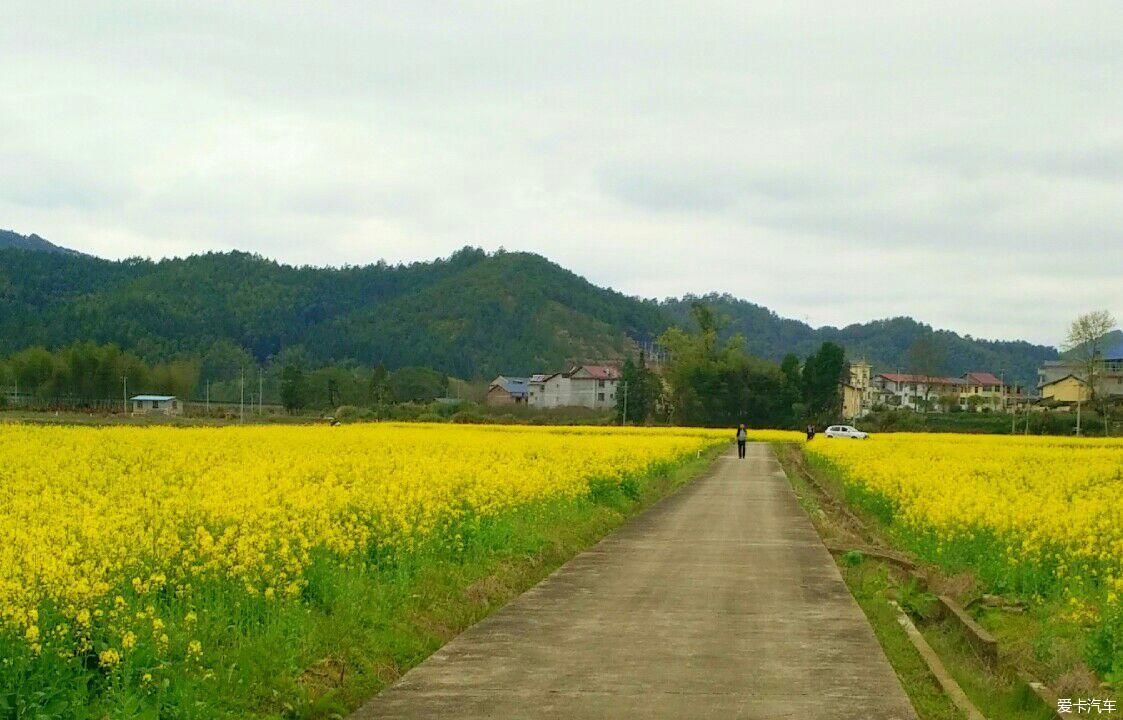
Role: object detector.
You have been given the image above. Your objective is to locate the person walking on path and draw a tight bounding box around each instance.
[806,423,816,441]
[736,424,748,459]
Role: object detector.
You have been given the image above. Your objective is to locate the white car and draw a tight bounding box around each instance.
[824,425,869,439]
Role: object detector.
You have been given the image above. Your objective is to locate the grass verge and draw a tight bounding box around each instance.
[286,447,724,720]
[773,442,1062,720]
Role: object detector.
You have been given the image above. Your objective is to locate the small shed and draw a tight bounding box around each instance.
[130,395,183,416]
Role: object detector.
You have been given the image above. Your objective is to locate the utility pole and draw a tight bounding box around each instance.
[206,380,210,417]
[1001,371,1014,434]
[240,368,245,425]
[258,368,263,415]
[622,380,629,426]
[1076,400,1082,436]
[122,376,127,415]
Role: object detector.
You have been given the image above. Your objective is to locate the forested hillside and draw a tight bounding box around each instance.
[0,246,665,379]
[1,241,1057,385]
[662,294,1057,388]
[0,229,83,255]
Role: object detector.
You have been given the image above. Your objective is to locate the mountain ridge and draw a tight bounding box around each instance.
[0,229,85,256]
[0,231,1058,385]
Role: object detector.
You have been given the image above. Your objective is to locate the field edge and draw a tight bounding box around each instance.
[290,441,731,719]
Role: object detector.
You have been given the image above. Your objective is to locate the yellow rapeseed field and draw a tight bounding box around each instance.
[805,433,1123,609]
[0,422,728,666]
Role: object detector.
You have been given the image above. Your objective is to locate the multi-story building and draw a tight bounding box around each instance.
[528,365,620,410]
[841,382,863,420]
[841,360,874,419]
[872,373,966,411]
[1039,375,1090,403]
[959,372,1022,411]
[526,374,550,406]
[873,371,1022,412]
[1036,342,1123,402]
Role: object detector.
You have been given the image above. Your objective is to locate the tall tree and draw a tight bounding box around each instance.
[280,365,306,412]
[779,353,803,425]
[659,303,792,427]
[1064,310,1117,401]
[616,350,661,424]
[388,367,448,403]
[369,364,391,405]
[802,342,846,424]
[906,333,947,412]
[1064,310,1117,435]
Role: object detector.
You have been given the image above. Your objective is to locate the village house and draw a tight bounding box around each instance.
[840,360,875,419]
[872,370,1021,413]
[485,376,529,406]
[535,372,567,408]
[958,372,1021,411]
[526,365,620,410]
[526,374,550,406]
[1038,374,1090,404]
[841,382,863,420]
[872,373,966,411]
[130,395,182,416]
[566,365,620,409]
[1037,342,1123,401]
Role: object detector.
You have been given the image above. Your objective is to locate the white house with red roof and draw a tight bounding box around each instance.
[872,373,966,411]
[873,371,1020,412]
[959,372,1023,410]
[527,365,620,409]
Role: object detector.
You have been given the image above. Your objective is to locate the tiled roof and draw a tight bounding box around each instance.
[963,372,1004,386]
[1037,374,1087,389]
[876,373,965,386]
[491,376,530,397]
[570,365,620,380]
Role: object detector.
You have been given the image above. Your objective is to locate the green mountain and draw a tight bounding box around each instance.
[0,229,84,255]
[663,294,1058,388]
[0,245,665,379]
[0,234,1059,384]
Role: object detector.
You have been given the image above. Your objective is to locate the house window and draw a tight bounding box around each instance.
[171,400,178,410]
[598,393,605,401]
[151,400,158,409]
[598,380,605,387]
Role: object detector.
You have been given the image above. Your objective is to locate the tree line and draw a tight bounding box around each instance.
[617,303,847,428]
[2,245,1056,387]
[0,341,449,411]
[3,302,849,427]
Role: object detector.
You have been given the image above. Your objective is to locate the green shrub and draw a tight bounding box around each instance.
[334,405,365,422]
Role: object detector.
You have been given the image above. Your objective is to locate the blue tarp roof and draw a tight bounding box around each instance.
[130,395,176,401]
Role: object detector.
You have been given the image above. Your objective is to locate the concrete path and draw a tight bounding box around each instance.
[353,444,918,719]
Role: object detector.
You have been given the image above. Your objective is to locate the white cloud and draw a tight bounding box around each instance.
[2,1,1122,345]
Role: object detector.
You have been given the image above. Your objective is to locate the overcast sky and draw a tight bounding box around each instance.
[3,2,1121,346]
